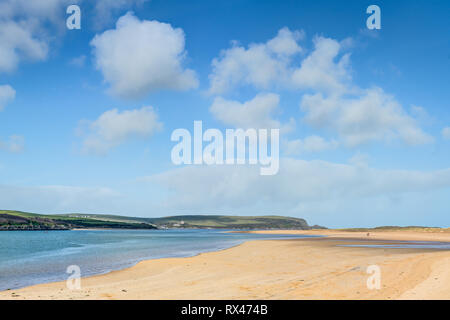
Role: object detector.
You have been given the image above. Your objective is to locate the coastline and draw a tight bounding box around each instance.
[240,228,450,242]
[1,229,449,300]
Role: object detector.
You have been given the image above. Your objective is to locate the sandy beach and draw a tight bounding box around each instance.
[1,229,449,300]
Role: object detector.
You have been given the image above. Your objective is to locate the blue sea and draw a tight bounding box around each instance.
[0,229,319,291]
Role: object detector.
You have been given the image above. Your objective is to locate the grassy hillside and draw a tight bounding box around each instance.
[0,211,68,230]
[0,210,157,230]
[145,215,319,229]
[63,213,317,229]
[0,211,322,230]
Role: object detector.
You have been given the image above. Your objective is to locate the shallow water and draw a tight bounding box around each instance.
[339,241,450,250]
[0,229,318,291]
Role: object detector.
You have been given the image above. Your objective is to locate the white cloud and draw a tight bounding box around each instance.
[210,93,288,130]
[209,27,303,94]
[0,135,24,153]
[292,36,351,94]
[209,34,348,95]
[146,158,450,212]
[266,27,305,56]
[442,127,450,140]
[284,136,338,155]
[300,87,433,146]
[0,0,74,73]
[0,85,15,110]
[80,106,163,154]
[91,12,198,99]
[293,37,432,146]
[0,19,48,72]
[210,32,432,148]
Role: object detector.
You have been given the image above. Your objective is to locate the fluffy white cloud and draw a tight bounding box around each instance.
[442,127,450,140]
[292,36,351,94]
[0,20,48,72]
[293,37,432,146]
[210,93,289,130]
[266,28,305,55]
[294,37,432,146]
[0,85,15,110]
[209,27,303,94]
[284,136,338,155]
[80,106,163,154]
[0,135,24,153]
[208,33,354,95]
[91,12,198,99]
[210,32,432,148]
[300,87,433,146]
[148,158,450,211]
[0,0,74,72]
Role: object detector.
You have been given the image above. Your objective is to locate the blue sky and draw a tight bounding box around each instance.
[0,0,449,228]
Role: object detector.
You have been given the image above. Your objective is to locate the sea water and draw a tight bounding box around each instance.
[340,241,450,250]
[0,229,318,291]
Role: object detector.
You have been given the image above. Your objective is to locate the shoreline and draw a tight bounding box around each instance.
[0,233,312,293]
[1,229,449,300]
[239,228,450,242]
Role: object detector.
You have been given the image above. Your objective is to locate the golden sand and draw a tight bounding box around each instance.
[1,229,449,300]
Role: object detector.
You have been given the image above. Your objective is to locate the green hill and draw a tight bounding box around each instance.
[145,215,316,229]
[61,213,319,229]
[0,210,157,230]
[0,210,322,230]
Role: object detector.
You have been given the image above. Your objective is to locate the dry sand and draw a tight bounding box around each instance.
[1,229,449,300]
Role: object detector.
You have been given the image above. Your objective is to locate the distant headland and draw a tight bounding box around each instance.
[0,210,326,231]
